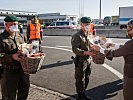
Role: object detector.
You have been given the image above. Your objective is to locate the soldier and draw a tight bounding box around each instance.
[71,17,96,100]
[0,15,30,100]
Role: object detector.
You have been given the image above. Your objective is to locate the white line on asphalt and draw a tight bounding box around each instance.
[42,46,123,79]
[42,46,72,52]
[43,36,49,38]
[56,45,72,48]
[102,64,123,79]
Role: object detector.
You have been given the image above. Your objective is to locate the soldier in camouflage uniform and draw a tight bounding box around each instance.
[0,15,30,100]
[71,17,95,100]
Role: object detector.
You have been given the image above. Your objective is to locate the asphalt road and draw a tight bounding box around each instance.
[30,36,129,100]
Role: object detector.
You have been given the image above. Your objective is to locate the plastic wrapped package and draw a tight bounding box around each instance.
[89,36,120,64]
[89,36,106,64]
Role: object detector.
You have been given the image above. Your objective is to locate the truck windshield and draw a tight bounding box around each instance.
[49,22,55,26]
[56,22,69,26]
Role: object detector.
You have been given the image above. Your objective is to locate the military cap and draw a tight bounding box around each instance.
[31,16,38,19]
[80,17,91,23]
[4,15,18,22]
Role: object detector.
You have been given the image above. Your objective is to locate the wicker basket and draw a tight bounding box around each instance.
[20,53,45,74]
[92,52,105,64]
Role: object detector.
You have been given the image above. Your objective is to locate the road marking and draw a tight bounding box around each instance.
[102,64,123,79]
[42,46,123,79]
[56,45,72,48]
[42,46,72,52]
[43,36,49,38]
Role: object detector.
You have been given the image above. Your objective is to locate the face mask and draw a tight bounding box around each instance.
[9,25,19,32]
[84,25,90,31]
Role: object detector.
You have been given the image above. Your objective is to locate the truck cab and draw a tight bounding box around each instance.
[103,16,111,26]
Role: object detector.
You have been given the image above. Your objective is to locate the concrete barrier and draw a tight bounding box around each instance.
[43,29,79,36]
[96,29,127,38]
[43,29,127,38]
[0,28,127,38]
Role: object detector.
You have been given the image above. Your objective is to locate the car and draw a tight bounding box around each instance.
[46,20,77,29]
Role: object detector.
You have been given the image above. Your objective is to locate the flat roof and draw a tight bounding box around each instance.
[0,9,37,13]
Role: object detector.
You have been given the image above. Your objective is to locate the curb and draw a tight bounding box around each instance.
[30,84,76,100]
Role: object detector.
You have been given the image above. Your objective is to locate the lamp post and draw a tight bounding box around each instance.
[79,0,84,18]
[99,0,101,19]
[79,0,80,17]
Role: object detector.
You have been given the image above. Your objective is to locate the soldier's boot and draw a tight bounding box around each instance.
[83,93,93,100]
[77,93,85,100]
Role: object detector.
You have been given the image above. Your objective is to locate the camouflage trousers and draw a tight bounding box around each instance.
[1,69,30,100]
[74,57,91,94]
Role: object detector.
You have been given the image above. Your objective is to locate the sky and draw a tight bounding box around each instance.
[0,0,133,19]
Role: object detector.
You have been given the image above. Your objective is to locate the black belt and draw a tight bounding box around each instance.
[2,62,21,69]
[76,55,89,59]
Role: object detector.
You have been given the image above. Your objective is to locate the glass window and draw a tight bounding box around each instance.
[49,22,55,26]
[56,22,69,26]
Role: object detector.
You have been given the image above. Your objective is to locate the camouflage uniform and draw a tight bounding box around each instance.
[0,30,30,100]
[71,29,91,95]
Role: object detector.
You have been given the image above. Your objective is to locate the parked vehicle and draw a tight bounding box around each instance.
[92,19,103,25]
[111,16,119,26]
[46,20,77,29]
[103,16,111,26]
[119,6,133,29]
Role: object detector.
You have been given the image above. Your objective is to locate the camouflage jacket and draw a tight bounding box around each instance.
[0,30,27,69]
[71,29,90,58]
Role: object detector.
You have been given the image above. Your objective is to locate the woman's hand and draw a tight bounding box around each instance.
[91,45,101,52]
[106,43,115,48]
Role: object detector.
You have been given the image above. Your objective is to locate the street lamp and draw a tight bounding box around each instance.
[99,0,101,19]
[79,0,84,18]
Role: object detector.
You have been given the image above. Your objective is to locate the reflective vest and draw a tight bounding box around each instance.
[29,23,41,40]
[89,23,95,35]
